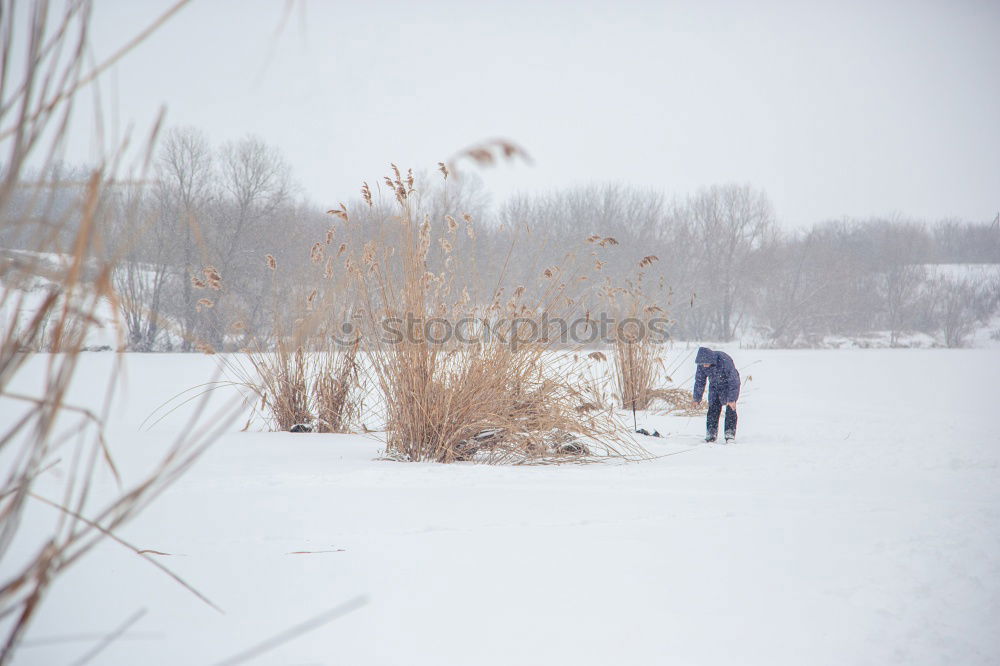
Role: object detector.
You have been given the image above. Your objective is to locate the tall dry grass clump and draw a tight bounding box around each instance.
[246,344,311,430]
[215,240,364,434]
[605,257,670,412]
[613,324,660,411]
[348,166,645,463]
[226,337,362,434]
[313,338,360,433]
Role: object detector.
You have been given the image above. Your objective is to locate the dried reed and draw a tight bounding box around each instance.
[246,344,313,430]
[606,261,669,412]
[314,339,360,433]
[647,387,708,416]
[0,3,234,663]
[215,236,364,434]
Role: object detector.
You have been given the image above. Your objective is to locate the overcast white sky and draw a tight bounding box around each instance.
[69,0,1000,227]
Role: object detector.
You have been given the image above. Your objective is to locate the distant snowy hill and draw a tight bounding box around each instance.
[921,263,1000,282]
[0,249,121,350]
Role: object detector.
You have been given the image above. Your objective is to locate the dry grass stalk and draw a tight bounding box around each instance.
[647,387,707,416]
[573,355,615,416]
[441,139,530,182]
[0,3,233,662]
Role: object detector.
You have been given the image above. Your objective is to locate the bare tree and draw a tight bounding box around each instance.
[155,126,214,350]
[106,183,173,350]
[194,136,293,347]
[870,221,928,345]
[755,231,826,345]
[685,184,775,340]
[217,135,290,253]
[919,275,998,347]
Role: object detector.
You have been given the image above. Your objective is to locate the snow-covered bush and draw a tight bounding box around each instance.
[916,275,998,347]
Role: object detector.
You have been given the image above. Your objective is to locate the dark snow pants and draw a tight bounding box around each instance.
[706,396,737,440]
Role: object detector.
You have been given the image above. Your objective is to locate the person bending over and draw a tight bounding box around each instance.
[692,346,740,443]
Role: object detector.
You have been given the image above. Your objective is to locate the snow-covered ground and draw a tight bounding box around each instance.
[4,349,999,665]
[0,249,122,351]
[922,262,1000,282]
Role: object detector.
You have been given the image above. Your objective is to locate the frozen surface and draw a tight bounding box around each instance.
[3,349,999,665]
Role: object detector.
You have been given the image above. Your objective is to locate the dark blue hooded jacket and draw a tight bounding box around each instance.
[693,347,740,404]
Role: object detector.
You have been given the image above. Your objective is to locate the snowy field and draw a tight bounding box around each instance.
[4,348,999,665]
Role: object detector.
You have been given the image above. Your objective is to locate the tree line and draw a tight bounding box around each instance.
[2,126,998,350]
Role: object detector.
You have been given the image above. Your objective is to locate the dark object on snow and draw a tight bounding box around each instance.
[694,347,740,442]
[453,429,501,461]
[635,428,662,438]
[289,423,313,433]
[452,441,477,461]
[558,441,589,455]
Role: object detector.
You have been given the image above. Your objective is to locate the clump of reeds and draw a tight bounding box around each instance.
[313,338,360,433]
[245,343,312,431]
[612,323,660,411]
[603,258,670,412]
[349,166,646,464]
[216,237,364,434]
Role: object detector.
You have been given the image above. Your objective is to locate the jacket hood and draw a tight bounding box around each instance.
[695,347,715,365]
